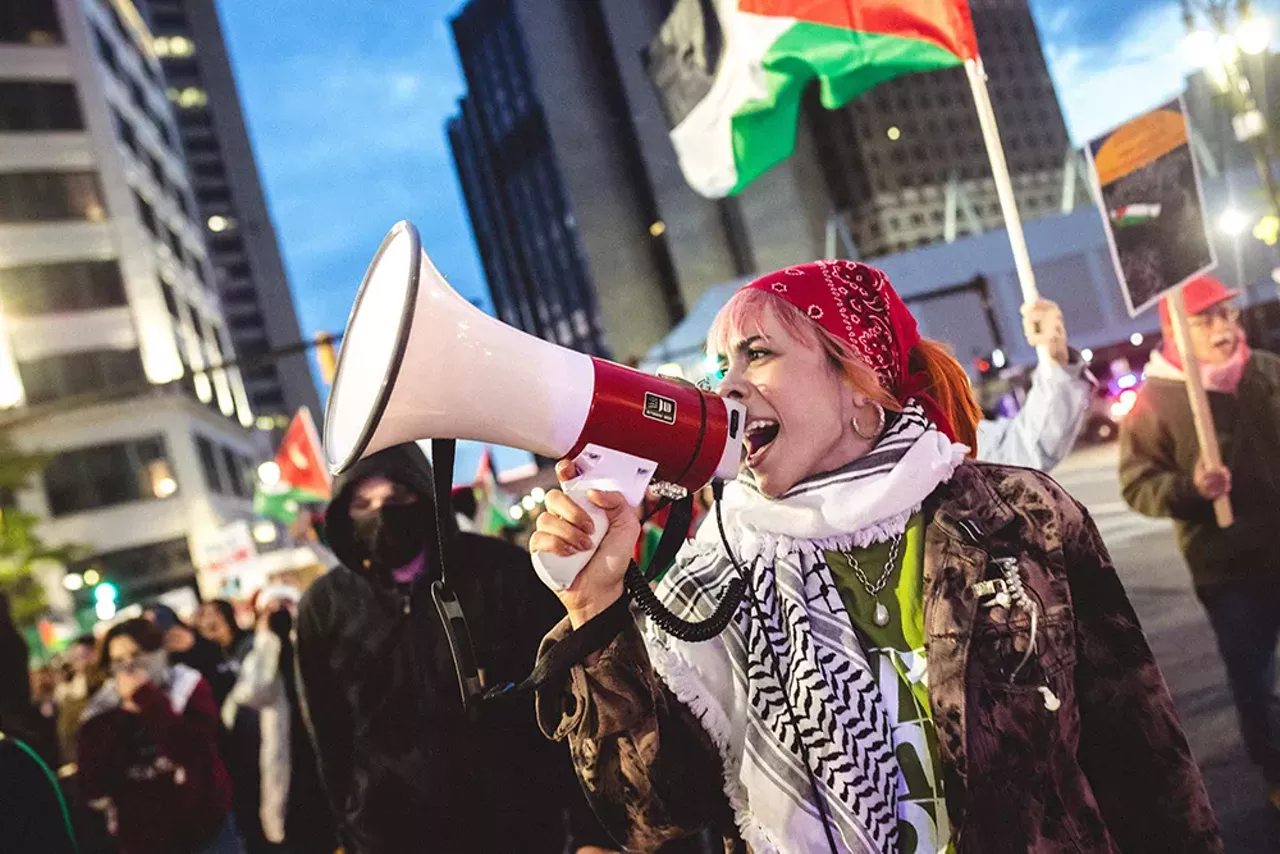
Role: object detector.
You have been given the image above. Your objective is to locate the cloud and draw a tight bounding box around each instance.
[1040,4,1193,144]
[1035,0,1280,144]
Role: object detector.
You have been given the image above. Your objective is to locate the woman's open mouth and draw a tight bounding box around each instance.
[744,419,780,466]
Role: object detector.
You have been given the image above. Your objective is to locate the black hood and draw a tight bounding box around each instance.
[325,442,447,581]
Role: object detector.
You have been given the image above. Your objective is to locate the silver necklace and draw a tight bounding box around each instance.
[841,533,903,627]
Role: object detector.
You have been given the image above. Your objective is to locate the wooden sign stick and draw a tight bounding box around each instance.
[1166,287,1234,528]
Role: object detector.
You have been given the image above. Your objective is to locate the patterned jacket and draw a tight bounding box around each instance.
[536,463,1222,853]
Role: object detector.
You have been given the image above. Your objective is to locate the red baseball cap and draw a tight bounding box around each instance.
[1159,275,1242,326]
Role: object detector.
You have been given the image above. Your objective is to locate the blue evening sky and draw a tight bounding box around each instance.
[215,0,1273,481]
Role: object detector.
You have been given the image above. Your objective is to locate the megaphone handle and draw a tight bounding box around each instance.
[530,481,610,593]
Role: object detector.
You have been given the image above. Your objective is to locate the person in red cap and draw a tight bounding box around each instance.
[533,260,1219,854]
[1120,273,1280,812]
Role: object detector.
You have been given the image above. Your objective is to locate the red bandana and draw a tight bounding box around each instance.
[741,260,956,441]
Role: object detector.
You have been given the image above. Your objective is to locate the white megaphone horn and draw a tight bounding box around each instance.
[323,221,746,592]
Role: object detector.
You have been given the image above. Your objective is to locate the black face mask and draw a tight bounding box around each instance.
[351,502,424,571]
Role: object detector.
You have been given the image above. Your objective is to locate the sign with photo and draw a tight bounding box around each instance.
[1086,97,1217,317]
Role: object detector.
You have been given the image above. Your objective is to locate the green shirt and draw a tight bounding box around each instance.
[825,515,953,854]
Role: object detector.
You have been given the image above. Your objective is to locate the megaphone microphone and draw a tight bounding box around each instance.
[323,221,746,594]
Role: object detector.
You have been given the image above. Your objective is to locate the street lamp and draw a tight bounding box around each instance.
[1236,6,1272,54]
[1220,206,1250,234]
[1183,0,1280,225]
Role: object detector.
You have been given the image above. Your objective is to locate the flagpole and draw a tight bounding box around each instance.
[964,57,1052,363]
[1166,288,1234,528]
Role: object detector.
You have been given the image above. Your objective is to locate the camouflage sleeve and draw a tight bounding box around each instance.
[1063,496,1224,853]
[535,616,734,851]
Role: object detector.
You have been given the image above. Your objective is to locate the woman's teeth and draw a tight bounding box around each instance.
[745,419,780,456]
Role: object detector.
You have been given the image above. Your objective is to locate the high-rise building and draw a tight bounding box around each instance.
[140,0,319,429]
[0,0,266,607]
[807,0,1072,256]
[447,0,830,364]
[447,0,1068,363]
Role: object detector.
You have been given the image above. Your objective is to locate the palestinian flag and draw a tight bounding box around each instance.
[274,408,330,501]
[472,447,519,535]
[645,0,979,197]
[254,408,330,524]
[1109,203,1162,228]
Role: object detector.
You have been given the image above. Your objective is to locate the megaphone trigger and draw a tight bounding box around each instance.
[530,445,658,592]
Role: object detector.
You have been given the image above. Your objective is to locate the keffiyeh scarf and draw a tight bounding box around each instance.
[643,403,965,853]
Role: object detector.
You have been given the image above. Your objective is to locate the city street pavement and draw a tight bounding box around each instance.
[1053,444,1279,852]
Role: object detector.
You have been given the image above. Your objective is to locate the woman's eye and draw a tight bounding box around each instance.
[747,348,770,361]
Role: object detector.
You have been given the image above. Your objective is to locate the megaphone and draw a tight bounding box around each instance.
[324,221,746,591]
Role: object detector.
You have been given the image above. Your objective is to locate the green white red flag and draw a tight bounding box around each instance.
[272,408,330,500]
[645,0,979,197]
[254,408,330,524]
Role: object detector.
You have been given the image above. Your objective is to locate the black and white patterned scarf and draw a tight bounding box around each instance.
[643,403,965,854]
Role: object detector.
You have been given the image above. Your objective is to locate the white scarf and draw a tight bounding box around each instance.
[643,403,965,854]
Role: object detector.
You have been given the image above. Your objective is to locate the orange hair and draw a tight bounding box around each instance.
[907,339,981,456]
[708,289,982,455]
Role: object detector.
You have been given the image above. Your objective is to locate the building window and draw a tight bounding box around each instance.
[146,153,167,191]
[192,161,225,181]
[243,364,279,386]
[184,135,220,156]
[196,436,223,493]
[0,260,127,315]
[222,285,257,305]
[229,315,263,334]
[167,87,208,109]
[43,436,175,516]
[196,186,232,206]
[113,109,137,155]
[0,81,83,131]
[153,35,194,57]
[0,172,105,222]
[165,225,184,260]
[134,196,164,242]
[160,277,181,318]
[92,26,118,73]
[0,0,62,45]
[149,9,188,30]
[253,388,285,408]
[222,446,247,497]
[69,537,191,588]
[19,348,146,405]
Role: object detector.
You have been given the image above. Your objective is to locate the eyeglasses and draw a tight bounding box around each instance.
[1187,304,1240,329]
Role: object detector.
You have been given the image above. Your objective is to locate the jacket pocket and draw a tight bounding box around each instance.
[966,613,1077,775]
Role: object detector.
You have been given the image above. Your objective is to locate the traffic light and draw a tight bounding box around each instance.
[93,581,118,621]
[315,332,338,386]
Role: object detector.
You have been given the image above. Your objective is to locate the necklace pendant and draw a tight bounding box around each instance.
[873,600,890,627]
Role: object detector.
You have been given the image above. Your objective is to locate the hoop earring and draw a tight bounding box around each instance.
[852,402,885,441]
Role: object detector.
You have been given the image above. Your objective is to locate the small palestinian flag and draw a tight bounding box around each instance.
[1109,204,1162,228]
[645,0,979,198]
[254,408,329,524]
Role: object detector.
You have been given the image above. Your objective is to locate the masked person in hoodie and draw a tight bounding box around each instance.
[1121,274,1280,814]
[295,442,613,854]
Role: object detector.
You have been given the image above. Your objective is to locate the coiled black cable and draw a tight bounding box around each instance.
[624,560,744,643]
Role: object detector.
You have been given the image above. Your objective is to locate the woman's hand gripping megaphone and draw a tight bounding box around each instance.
[530,460,641,629]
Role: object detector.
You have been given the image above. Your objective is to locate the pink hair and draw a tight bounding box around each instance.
[706,288,900,412]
